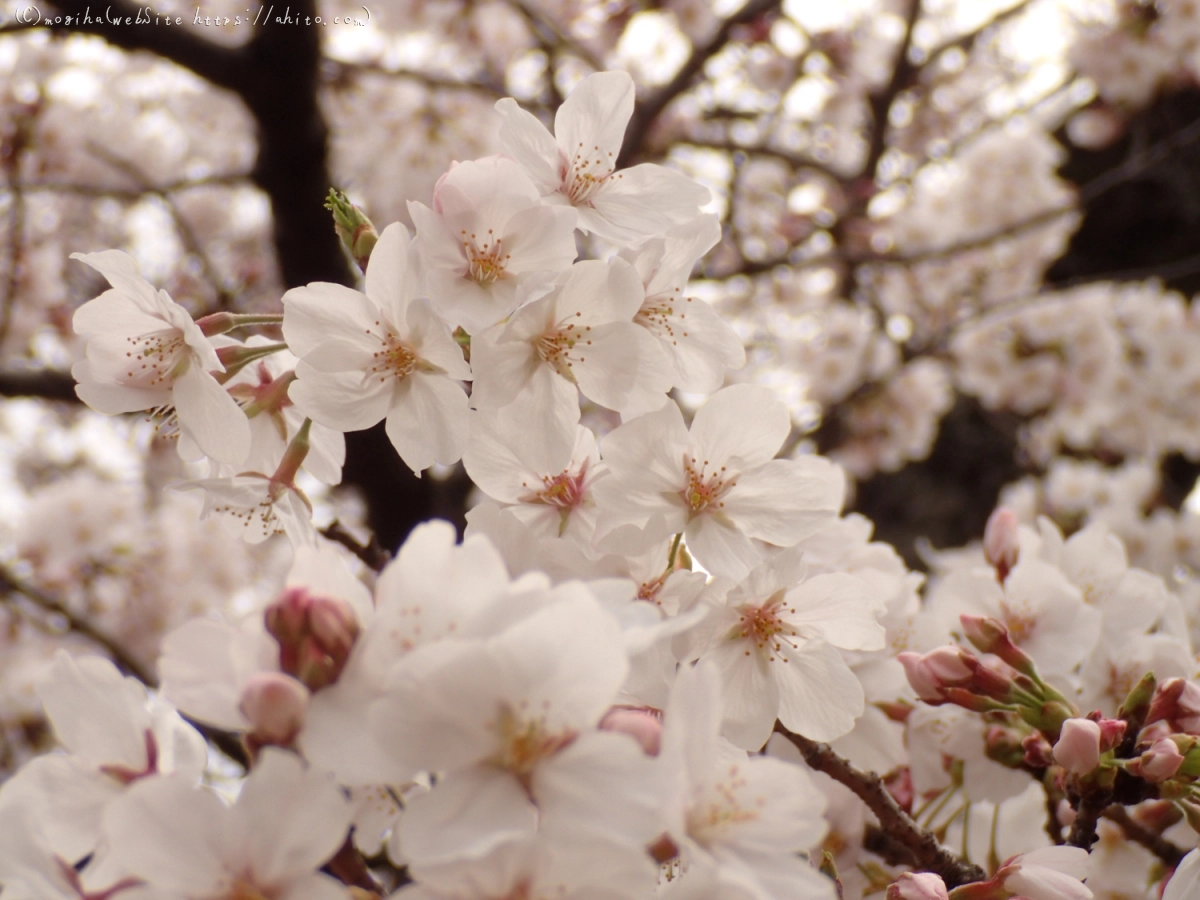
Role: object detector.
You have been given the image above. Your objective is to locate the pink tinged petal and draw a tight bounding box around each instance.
[1165,849,1200,900]
[408,201,469,273]
[775,639,864,743]
[467,327,541,410]
[300,676,411,786]
[103,774,231,894]
[301,421,346,486]
[282,282,383,358]
[499,203,579,275]
[236,748,353,887]
[406,299,472,380]
[173,365,251,466]
[640,216,723,298]
[299,338,377,373]
[73,288,169,337]
[585,165,713,246]
[70,250,161,315]
[534,730,666,847]
[723,458,843,546]
[690,385,790,469]
[0,806,79,900]
[385,371,470,474]
[435,157,542,226]
[398,766,537,867]
[423,263,519,334]
[555,70,636,163]
[717,757,828,855]
[159,618,271,732]
[685,509,763,579]
[464,396,581,502]
[784,573,886,652]
[73,363,168,414]
[0,754,121,862]
[554,258,645,325]
[364,222,414,326]
[38,652,150,767]
[645,296,746,394]
[706,638,780,751]
[288,363,393,432]
[495,97,563,195]
[573,322,673,414]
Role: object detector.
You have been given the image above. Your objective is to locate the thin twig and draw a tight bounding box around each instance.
[860,0,922,184]
[775,725,987,888]
[1101,806,1188,868]
[321,521,391,573]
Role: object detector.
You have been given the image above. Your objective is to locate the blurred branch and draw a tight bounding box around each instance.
[775,725,987,888]
[507,0,604,75]
[0,369,78,401]
[22,173,250,198]
[620,0,783,165]
[1102,805,1188,868]
[0,565,155,686]
[321,521,391,573]
[41,0,250,93]
[860,0,921,184]
[322,60,507,98]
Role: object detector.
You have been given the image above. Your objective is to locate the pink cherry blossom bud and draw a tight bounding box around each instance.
[1023,731,1054,768]
[239,672,309,747]
[1096,717,1126,752]
[960,615,1037,678]
[1056,799,1077,828]
[886,872,949,900]
[1135,738,1184,783]
[999,846,1092,900]
[898,648,973,703]
[1148,679,1200,734]
[1053,718,1102,775]
[983,507,1020,583]
[265,588,360,692]
[599,706,663,756]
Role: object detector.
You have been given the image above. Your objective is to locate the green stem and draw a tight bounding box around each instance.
[664,532,683,573]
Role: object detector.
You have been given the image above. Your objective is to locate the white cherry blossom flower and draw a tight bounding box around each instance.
[495,70,711,246]
[174,471,316,546]
[595,385,844,578]
[1165,849,1200,900]
[71,250,250,465]
[103,749,352,900]
[283,222,473,475]
[0,651,206,865]
[659,661,836,900]
[469,258,672,418]
[409,156,578,333]
[621,215,745,403]
[687,547,885,748]
[462,394,605,548]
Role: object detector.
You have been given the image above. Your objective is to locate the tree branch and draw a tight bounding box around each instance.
[860,0,921,184]
[775,725,987,889]
[0,368,78,401]
[1102,805,1188,868]
[619,0,782,166]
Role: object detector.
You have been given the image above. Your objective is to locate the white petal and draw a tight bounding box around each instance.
[173,365,251,466]
[586,164,712,245]
[282,282,382,358]
[364,222,414,326]
[690,385,790,469]
[775,640,863,743]
[555,71,635,162]
[496,97,563,195]
[288,363,392,433]
[384,372,470,473]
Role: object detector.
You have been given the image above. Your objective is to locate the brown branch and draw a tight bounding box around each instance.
[321,521,391,573]
[1066,788,1110,851]
[41,0,250,93]
[619,0,783,166]
[860,0,921,185]
[0,565,155,686]
[0,368,78,401]
[1101,806,1188,868]
[775,725,987,889]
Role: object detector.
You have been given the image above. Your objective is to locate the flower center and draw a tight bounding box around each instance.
[224,878,270,900]
[534,318,592,380]
[564,143,619,205]
[367,321,419,382]
[999,601,1036,644]
[681,456,736,513]
[460,229,510,284]
[489,705,575,779]
[123,330,188,388]
[730,593,801,662]
[635,288,693,344]
[522,464,588,510]
[686,763,763,844]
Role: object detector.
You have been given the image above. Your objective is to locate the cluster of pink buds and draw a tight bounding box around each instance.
[264,586,361,691]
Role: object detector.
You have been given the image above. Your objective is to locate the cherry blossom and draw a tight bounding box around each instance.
[282,222,472,474]
[409,156,578,333]
[595,384,844,577]
[70,250,250,466]
[495,70,711,246]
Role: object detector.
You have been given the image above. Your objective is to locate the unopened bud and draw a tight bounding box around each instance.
[984,724,1026,769]
[898,648,972,703]
[887,872,949,900]
[1022,731,1054,769]
[239,672,309,747]
[983,507,1020,583]
[960,615,1038,679]
[326,188,378,271]
[1131,737,1184,783]
[1096,716,1126,752]
[1148,679,1200,734]
[271,418,313,490]
[1118,672,1156,728]
[600,706,663,756]
[1053,718,1101,775]
[264,587,360,692]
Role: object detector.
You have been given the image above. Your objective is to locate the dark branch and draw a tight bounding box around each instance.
[321,521,391,574]
[860,0,921,184]
[0,368,78,402]
[775,725,987,889]
[619,0,783,166]
[1102,805,1188,868]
